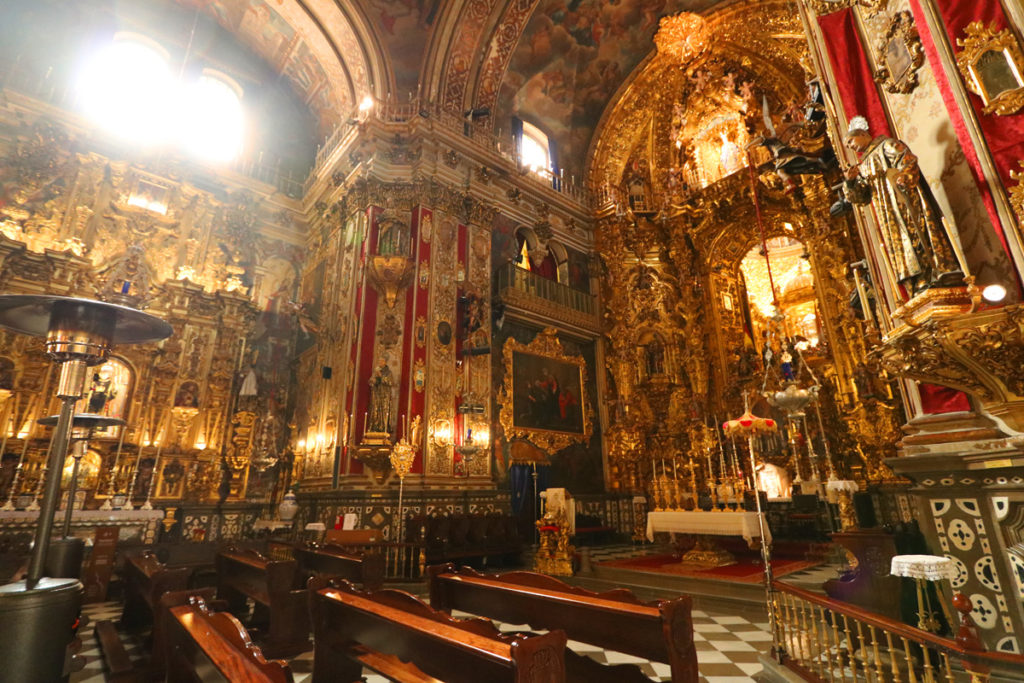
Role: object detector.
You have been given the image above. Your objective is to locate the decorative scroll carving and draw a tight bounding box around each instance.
[956,22,1024,116]
[874,11,925,95]
[805,0,886,16]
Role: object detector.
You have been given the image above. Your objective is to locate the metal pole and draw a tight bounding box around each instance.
[26,393,77,588]
[61,439,86,538]
[748,433,781,662]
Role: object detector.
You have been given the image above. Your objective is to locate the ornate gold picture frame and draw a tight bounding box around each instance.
[957,22,1024,116]
[874,12,924,94]
[499,327,593,453]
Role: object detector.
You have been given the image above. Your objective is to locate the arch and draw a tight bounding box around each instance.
[587,0,807,191]
[186,0,387,135]
[75,356,135,440]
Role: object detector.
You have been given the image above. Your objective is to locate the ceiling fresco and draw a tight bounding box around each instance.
[360,0,443,92]
[496,0,723,178]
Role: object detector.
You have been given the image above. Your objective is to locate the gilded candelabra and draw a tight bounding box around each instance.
[388,415,420,544]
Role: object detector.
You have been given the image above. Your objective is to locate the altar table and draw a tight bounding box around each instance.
[645,510,771,546]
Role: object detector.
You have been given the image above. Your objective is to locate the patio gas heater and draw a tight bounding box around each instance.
[36,413,126,578]
[0,295,171,682]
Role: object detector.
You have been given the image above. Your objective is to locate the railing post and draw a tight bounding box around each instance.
[953,593,990,682]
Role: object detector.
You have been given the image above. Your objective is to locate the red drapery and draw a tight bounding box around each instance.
[817,8,893,136]
[818,7,975,415]
[907,0,1018,265]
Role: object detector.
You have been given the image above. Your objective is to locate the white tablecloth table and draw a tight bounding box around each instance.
[646,510,771,546]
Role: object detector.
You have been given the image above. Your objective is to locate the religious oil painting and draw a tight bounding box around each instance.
[512,351,584,434]
[500,328,593,453]
[885,36,913,82]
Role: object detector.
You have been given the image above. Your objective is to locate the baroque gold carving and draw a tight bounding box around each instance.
[874,11,925,95]
[1011,162,1024,227]
[498,328,593,453]
[654,13,710,65]
[956,22,1024,116]
[805,0,886,16]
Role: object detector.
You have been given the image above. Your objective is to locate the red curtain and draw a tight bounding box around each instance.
[818,7,976,416]
[535,253,558,281]
[907,0,1017,264]
[817,8,893,136]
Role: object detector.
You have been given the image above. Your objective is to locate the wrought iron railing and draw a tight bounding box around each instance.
[496,262,597,318]
[770,581,1024,682]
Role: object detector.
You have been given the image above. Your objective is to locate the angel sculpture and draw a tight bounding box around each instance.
[748,95,835,193]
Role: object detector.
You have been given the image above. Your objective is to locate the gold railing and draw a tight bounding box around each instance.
[771,582,1024,682]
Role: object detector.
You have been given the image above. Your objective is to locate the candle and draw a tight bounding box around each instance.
[672,457,678,480]
[363,411,367,434]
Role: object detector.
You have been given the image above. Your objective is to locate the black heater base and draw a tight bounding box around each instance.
[0,577,83,683]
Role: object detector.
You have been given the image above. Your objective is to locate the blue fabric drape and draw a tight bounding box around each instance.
[509,463,550,517]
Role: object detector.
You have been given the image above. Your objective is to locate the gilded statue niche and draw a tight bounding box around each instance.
[498,328,594,454]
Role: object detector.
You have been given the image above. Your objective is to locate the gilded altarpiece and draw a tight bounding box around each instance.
[0,115,304,507]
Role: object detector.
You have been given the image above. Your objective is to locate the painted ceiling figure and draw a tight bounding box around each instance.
[841,116,963,293]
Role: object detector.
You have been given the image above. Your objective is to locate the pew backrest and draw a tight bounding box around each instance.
[295,543,385,590]
[312,580,566,683]
[427,563,698,683]
[165,595,293,683]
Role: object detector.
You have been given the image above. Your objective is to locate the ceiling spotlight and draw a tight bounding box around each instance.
[982,284,1007,303]
[359,95,375,112]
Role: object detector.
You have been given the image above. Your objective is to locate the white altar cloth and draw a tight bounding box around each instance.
[646,510,771,545]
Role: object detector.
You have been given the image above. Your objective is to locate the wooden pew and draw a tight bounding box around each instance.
[215,546,310,658]
[164,594,293,683]
[94,620,139,683]
[311,578,567,683]
[121,551,191,631]
[427,563,699,683]
[294,543,385,590]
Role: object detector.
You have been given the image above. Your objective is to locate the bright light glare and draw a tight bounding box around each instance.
[982,284,1007,303]
[358,95,374,112]
[79,41,173,145]
[79,39,244,163]
[179,76,244,162]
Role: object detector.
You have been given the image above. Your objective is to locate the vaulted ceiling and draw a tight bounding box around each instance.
[173,0,794,177]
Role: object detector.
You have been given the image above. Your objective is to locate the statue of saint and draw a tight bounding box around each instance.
[842,116,963,292]
[368,362,394,433]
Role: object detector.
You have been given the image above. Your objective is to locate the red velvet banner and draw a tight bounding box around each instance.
[817,8,893,136]
[907,0,1016,265]
[927,0,1024,186]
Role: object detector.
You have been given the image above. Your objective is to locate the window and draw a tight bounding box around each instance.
[180,73,244,162]
[520,121,551,177]
[79,37,173,145]
[78,36,245,163]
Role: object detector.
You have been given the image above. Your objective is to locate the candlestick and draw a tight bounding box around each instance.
[100,422,128,510]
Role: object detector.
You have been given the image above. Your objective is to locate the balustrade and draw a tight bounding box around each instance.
[770,581,1023,682]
